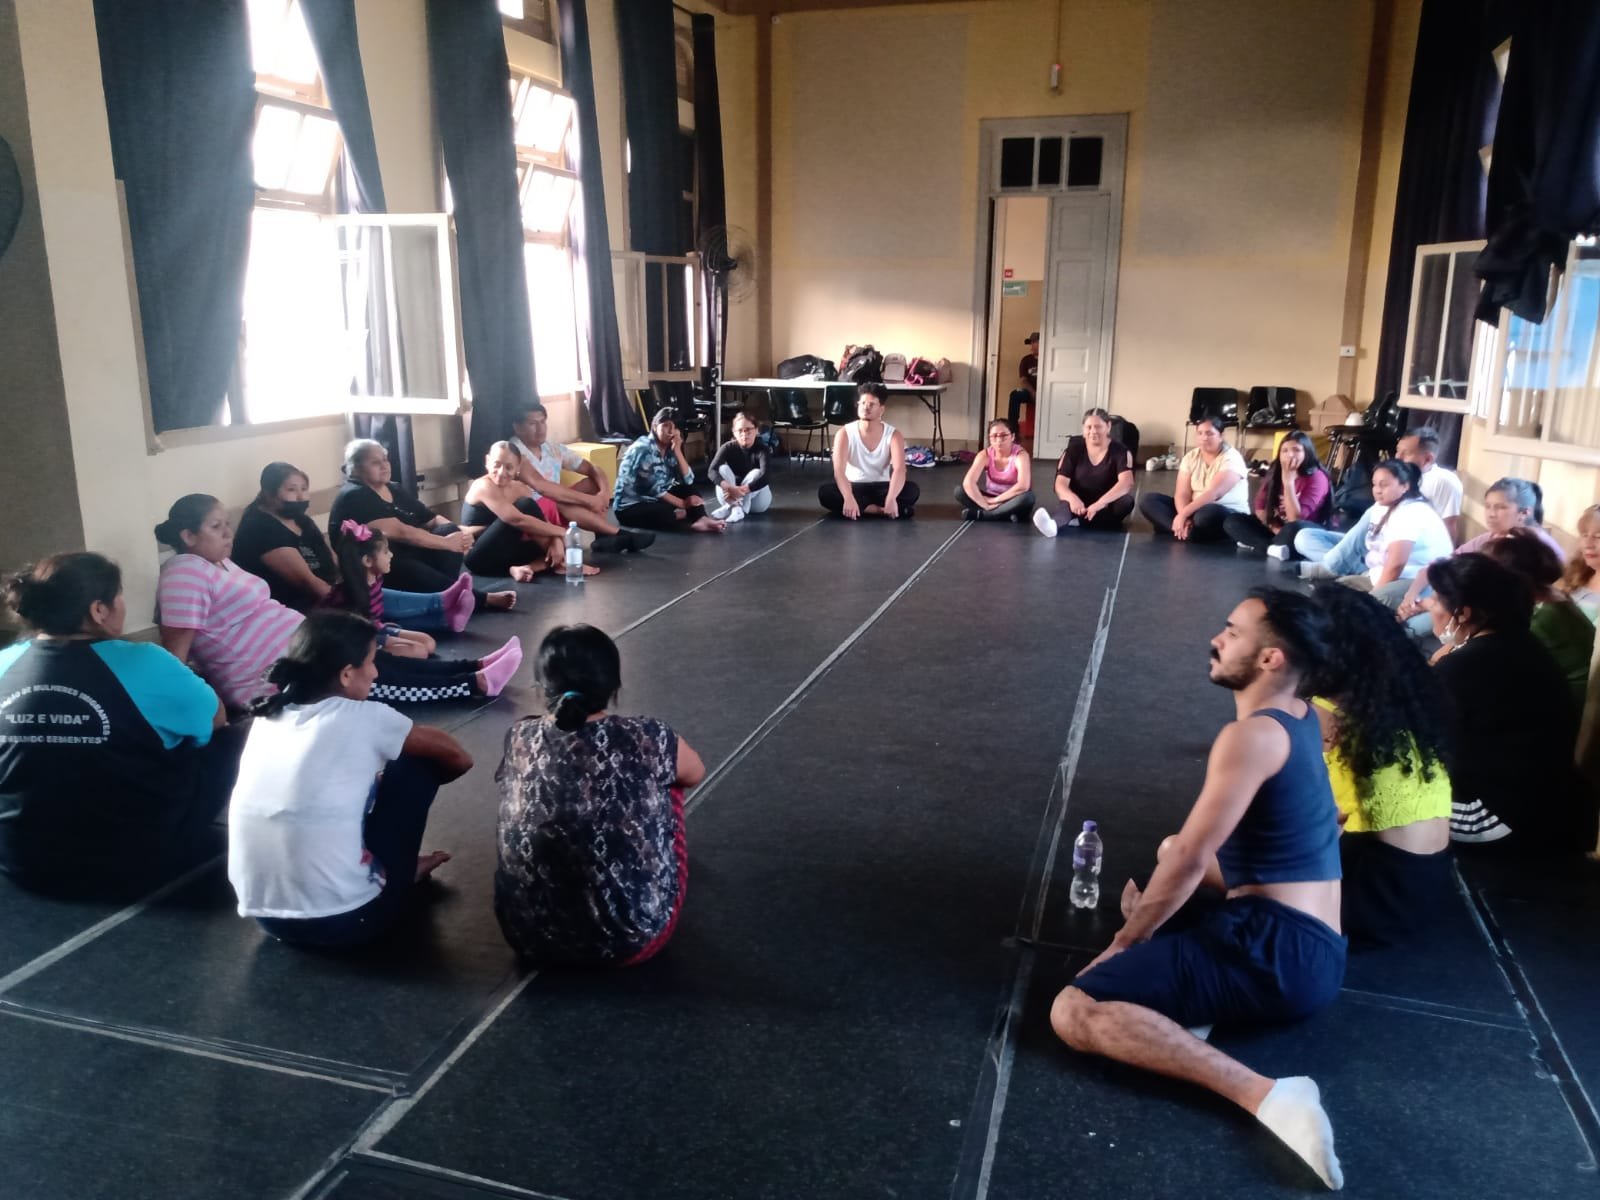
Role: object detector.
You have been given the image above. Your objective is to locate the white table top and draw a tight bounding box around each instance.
[722,378,950,393]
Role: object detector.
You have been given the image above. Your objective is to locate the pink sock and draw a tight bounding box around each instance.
[480,638,518,667]
[478,638,523,696]
[443,573,473,603]
[446,587,475,633]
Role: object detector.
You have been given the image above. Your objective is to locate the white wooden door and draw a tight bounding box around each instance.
[1037,194,1113,460]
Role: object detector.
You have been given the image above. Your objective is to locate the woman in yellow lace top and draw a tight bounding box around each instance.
[1311,585,1454,948]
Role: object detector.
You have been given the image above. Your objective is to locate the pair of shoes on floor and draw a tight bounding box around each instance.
[1032,508,1057,538]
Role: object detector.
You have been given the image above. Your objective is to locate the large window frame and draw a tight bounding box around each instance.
[1398,240,1486,415]
[1478,236,1600,466]
[510,68,584,398]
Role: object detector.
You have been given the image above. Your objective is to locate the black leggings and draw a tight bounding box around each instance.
[384,525,467,593]
[1139,494,1233,542]
[818,478,921,515]
[371,650,481,703]
[1222,513,1320,555]
[1053,493,1135,530]
[465,497,551,575]
[256,754,446,947]
[956,486,1036,520]
[617,483,705,532]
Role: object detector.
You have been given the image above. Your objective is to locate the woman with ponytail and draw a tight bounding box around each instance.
[494,625,706,965]
[157,495,523,707]
[0,553,242,897]
[228,612,473,947]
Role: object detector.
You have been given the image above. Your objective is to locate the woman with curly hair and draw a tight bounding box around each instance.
[1311,583,1454,948]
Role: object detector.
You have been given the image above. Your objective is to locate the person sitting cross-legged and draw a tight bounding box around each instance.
[818,382,920,520]
[1138,415,1250,543]
[708,411,774,524]
[956,418,1035,522]
[1033,408,1135,537]
[1051,587,1346,1191]
[614,409,725,534]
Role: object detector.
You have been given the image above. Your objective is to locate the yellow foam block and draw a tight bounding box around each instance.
[561,441,619,488]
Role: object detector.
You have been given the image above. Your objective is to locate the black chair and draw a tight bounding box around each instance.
[1182,387,1240,455]
[1245,386,1298,429]
[1107,415,1140,464]
[822,383,855,426]
[771,387,829,460]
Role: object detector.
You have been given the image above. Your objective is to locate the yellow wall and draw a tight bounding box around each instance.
[768,0,1387,450]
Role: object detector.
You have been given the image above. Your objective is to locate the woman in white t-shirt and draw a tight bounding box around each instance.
[228,611,473,947]
[1138,416,1249,542]
[1301,460,1452,601]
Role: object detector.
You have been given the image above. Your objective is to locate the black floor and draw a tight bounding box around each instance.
[4,463,1598,1199]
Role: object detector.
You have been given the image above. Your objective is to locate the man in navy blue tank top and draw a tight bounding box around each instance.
[1051,587,1347,1190]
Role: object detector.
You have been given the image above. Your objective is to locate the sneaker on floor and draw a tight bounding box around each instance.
[590,534,623,554]
[1032,508,1058,538]
[1267,544,1290,561]
[962,508,977,521]
[622,530,656,552]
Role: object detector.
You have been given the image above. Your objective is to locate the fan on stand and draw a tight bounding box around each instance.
[697,224,758,390]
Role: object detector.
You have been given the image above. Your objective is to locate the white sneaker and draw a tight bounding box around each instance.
[1032,508,1058,538]
[1267,544,1290,561]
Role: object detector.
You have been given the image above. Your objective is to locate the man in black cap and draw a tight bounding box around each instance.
[611,409,726,533]
[1008,332,1040,429]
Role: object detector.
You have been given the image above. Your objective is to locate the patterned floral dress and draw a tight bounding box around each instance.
[494,714,687,965]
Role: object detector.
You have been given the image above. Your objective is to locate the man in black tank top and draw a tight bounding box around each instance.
[1050,588,1347,1190]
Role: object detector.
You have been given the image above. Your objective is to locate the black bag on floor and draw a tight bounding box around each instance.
[776,354,836,381]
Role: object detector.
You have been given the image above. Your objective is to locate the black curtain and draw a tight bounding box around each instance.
[559,0,641,438]
[301,0,419,492]
[1373,0,1508,435]
[93,0,255,433]
[425,0,537,464]
[1476,2,1600,324]
[616,0,686,377]
[692,14,727,378]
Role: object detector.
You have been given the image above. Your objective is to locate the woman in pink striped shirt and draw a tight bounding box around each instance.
[156,496,524,710]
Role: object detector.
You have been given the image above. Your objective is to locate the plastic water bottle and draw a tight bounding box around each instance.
[564,522,583,585]
[1070,820,1103,909]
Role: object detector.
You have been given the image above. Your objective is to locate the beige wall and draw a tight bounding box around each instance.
[768,0,1387,450]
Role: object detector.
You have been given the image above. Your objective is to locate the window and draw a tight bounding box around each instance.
[1480,237,1600,464]
[499,0,554,45]
[1399,241,1485,414]
[997,134,1104,191]
[239,0,344,424]
[228,0,461,427]
[511,71,583,395]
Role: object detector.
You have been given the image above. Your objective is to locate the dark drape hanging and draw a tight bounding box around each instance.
[425,0,537,464]
[93,0,255,433]
[301,0,419,492]
[615,0,679,255]
[1372,0,1508,455]
[1475,1,1600,325]
[616,0,687,378]
[558,0,641,438]
[692,14,728,377]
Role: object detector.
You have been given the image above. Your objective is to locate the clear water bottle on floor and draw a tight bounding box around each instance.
[565,522,584,585]
[1070,820,1102,909]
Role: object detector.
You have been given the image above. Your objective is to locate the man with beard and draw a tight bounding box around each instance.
[1049,587,1347,1191]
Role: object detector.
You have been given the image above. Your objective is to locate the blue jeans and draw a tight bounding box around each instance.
[381,588,447,630]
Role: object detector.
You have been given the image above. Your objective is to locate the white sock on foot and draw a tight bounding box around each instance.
[1032,508,1058,538]
[1256,1076,1343,1190]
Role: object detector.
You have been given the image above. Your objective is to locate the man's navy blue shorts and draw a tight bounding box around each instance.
[1071,894,1346,1028]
